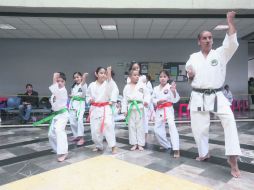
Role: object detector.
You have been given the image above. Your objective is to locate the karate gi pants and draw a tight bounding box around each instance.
[48,112,69,155]
[191,105,242,157]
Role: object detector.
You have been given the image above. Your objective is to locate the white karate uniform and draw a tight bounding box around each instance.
[186,33,242,157]
[48,83,69,155]
[223,89,233,104]
[110,80,120,128]
[127,75,150,133]
[146,80,155,125]
[87,79,116,149]
[153,84,180,150]
[69,83,87,138]
[122,82,151,146]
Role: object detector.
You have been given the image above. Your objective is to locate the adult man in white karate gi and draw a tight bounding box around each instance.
[186,11,242,178]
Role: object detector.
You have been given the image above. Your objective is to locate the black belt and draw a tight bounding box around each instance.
[192,88,223,94]
[192,87,223,112]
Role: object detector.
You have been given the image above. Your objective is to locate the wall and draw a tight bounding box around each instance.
[248,59,254,79]
[0,38,248,98]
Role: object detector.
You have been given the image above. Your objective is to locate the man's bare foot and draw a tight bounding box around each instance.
[130,145,137,151]
[69,136,79,142]
[57,153,68,162]
[138,145,144,151]
[76,138,85,146]
[227,156,241,178]
[173,150,180,158]
[112,147,117,154]
[196,153,210,161]
[92,147,103,152]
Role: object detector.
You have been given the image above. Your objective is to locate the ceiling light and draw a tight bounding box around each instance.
[0,24,16,30]
[213,25,229,30]
[101,25,117,31]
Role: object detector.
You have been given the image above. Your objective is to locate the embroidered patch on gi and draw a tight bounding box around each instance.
[163,89,169,94]
[211,59,218,66]
[78,88,82,92]
[139,88,144,93]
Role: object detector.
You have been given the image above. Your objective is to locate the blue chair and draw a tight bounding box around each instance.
[0,97,21,121]
[7,97,21,109]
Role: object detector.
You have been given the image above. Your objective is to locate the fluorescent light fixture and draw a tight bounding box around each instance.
[101,25,117,31]
[213,25,229,30]
[0,24,16,30]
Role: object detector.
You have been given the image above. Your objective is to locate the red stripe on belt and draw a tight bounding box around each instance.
[156,102,173,122]
[91,102,110,133]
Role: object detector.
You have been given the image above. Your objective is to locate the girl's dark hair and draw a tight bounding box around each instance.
[71,72,82,88]
[146,74,152,81]
[128,61,141,74]
[111,70,115,79]
[58,72,66,81]
[95,67,106,79]
[159,70,170,78]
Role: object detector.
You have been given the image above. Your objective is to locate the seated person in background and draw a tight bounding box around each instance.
[114,100,125,122]
[19,84,39,123]
[223,84,233,104]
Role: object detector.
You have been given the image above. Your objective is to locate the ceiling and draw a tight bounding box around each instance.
[0,16,254,40]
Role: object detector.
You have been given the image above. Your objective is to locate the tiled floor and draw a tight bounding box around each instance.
[0,119,254,189]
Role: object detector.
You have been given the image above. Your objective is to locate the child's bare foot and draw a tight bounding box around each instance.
[138,145,144,151]
[227,156,241,178]
[69,136,79,142]
[92,147,103,152]
[196,153,210,161]
[130,145,137,151]
[173,150,180,158]
[76,138,85,146]
[112,146,117,154]
[57,153,68,162]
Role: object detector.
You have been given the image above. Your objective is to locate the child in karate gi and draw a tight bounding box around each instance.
[153,70,180,158]
[87,66,117,154]
[69,72,88,145]
[122,70,150,151]
[48,72,69,162]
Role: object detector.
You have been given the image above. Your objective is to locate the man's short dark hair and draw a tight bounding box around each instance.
[26,84,33,88]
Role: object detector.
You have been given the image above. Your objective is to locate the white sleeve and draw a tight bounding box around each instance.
[140,75,147,84]
[146,81,153,94]
[127,77,131,84]
[86,83,92,104]
[81,83,88,98]
[143,85,151,104]
[49,83,61,95]
[217,33,239,64]
[152,87,159,105]
[121,86,128,113]
[185,55,194,79]
[110,81,119,103]
[170,90,180,103]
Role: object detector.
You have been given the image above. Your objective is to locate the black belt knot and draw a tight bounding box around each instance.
[192,87,223,112]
